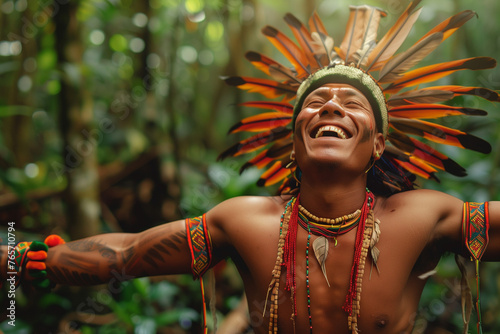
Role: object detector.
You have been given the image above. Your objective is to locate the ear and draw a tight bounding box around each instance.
[373,133,385,160]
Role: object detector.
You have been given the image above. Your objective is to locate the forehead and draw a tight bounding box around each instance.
[305,83,370,104]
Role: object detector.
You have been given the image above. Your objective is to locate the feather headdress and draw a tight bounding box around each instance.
[219,1,499,194]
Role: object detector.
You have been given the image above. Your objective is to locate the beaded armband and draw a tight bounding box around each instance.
[185,214,212,279]
[462,202,489,261]
[5,235,65,290]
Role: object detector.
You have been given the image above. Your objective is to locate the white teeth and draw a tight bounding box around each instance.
[315,125,347,139]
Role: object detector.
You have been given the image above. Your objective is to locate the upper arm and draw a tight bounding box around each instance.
[481,201,500,261]
[432,192,500,260]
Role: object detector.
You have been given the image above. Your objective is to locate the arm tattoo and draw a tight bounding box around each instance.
[48,265,102,285]
[142,230,186,268]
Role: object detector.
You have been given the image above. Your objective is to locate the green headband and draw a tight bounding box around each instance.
[292,65,388,137]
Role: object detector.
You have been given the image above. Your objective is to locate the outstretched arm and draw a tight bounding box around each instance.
[46,220,193,286]
[433,193,500,261]
[1,218,223,287]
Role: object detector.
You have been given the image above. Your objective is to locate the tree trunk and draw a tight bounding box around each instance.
[53,1,101,239]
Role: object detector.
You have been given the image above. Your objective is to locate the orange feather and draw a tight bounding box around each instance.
[388,104,487,119]
[388,131,466,176]
[262,25,310,78]
[257,160,291,186]
[228,112,292,134]
[420,85,500,102]
[240,101,294,114]
[384,57,497,93]
[389,117,491,153]
[284,13,322,69]
[218,127,291,160]
[245,51,299,84]
[224,76,297,101]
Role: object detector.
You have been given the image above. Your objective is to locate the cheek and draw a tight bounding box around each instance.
[359,118,375,143]
[294,119,305,142]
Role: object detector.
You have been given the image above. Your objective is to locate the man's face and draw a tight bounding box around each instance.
[293,83,384,174]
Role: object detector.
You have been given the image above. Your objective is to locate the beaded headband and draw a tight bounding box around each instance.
[292,65,388,137]
[220,1,499,194]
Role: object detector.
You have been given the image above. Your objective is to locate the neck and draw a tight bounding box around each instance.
[297,171,368,219]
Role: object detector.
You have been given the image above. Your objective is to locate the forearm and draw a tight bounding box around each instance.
[46,233,135,286]
[46,220,193,286]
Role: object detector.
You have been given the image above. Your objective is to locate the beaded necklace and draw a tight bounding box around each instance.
[265,189,380,334]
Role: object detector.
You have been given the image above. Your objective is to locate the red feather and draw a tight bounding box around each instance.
[240,140,293,172]
[388,131,466,176]
[257,160,291,187]
[240,101,294,114]
[228,112,292,134]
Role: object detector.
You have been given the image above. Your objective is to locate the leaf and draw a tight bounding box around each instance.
[313,236,330,287]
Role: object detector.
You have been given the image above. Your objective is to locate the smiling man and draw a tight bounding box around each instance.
[3,2,500,334]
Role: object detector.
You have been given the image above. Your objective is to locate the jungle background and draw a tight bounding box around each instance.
[0,0,500,333]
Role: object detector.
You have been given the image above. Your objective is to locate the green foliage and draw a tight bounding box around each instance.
[0,0,499,332]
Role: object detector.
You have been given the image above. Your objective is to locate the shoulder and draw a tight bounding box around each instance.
[205,195,289,244]
[378,188,462,213]
[377,188,464,245]
[208,195,289,221]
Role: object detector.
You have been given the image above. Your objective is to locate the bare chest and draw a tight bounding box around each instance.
[231,208,437,333]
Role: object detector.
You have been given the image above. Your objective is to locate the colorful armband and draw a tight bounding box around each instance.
[185,214,212,279]
[8,241,32,287]
[462,201,489,261]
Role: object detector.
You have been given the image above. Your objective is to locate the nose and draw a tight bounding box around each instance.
[319,99,345,117]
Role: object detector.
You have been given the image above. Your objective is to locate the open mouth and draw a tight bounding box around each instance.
[312,125,349,139]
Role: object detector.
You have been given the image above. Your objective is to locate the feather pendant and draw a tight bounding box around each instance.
[370,218,381,274]
[313,236,330,287]
[366,0,422,71]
